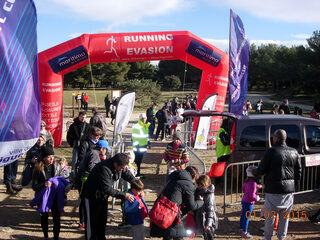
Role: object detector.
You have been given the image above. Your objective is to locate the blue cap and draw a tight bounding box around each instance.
[97,140,111,150]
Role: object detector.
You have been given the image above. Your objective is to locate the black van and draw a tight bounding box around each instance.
[183,111,320,167]
[230,114,320,166]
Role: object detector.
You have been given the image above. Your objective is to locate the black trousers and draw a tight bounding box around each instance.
[155,123,166,140]
[40,198,60,240]
[134,151,146,175]
[85,198,108,240]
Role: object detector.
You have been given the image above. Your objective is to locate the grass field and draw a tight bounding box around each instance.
[62,89,198,117]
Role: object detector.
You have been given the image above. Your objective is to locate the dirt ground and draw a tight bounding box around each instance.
[1,112,320,240]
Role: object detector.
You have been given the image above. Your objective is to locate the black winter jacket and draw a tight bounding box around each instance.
[32,164,55,194]
[78,137,97,168]
[78,149,102,178]
[66,118,90,148]
[163,170,203,209]
[25,144,43,166]
[82,156,135,202]
[252,142,301,194]
[156,109,168,125]
[146,107,154,123]
[150,170,203,238]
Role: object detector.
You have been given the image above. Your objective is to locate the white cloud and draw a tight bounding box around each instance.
[47,0,193,24]
[292,34,311,39]
[208,0,320,23]
[251,39,307,47]
[204,38,307,52]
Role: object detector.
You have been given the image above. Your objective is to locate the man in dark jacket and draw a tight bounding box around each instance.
[251,129,301,240]
[77,139,111,230]
[66,112,90,179]
[155,106,168,141]
[104,94,111,118]
[146,103,157,138]
[90,107,108,139]
[82,153,135,240]
[150,166,204,239]
[279,99,290,114]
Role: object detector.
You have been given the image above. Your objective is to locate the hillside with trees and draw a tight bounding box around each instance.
[63,30,320,101]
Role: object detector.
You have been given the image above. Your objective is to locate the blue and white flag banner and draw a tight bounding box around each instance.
[228,9,249,116]
[113,92,135,146]
[0,0,40,167]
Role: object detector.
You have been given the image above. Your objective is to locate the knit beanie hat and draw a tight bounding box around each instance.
[41,146,54,159]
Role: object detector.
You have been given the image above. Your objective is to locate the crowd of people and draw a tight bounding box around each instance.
[146,94,197,141]
[243,98,320,118]
[2,92,320,240]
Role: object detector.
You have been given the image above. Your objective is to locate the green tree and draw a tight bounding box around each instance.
[121,79,161,106]
[126,62,156,80]
[93,62,131,88]
[157,60,202,89]
[162,75,181,90]
[64,65,91,89]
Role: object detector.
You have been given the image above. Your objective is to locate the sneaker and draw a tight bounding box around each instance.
[78,223,85,229]
[11,184,22,192]
[161,138,166,142]
[241,231,253,239]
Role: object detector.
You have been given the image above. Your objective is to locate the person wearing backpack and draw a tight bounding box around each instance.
[150,166,204,240]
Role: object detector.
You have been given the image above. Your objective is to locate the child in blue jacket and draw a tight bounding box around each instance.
[124,179,149,240]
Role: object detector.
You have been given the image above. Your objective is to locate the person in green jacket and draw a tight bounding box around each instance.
[132,113,151,178]
[215,119,231,184]
[216,119,231,163]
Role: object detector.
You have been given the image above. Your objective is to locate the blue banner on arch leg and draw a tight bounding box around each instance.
[0,0,40,167]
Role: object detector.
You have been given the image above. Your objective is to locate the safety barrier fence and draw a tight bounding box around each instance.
[109,135,130,211]
[222,160,320,221]
[186,146,206,175]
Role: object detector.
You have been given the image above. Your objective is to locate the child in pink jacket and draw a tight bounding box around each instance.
[239,167,260,239]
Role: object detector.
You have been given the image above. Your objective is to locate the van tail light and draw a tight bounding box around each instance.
[230,121,236,153]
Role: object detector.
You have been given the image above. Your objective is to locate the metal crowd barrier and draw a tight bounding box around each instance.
[222,160,320,221]
[186,146,206,175]
[110,135,130,211]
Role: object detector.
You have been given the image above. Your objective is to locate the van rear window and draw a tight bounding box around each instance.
[306,125,320,148]
[270,125,299,148]
[240,126,266,147]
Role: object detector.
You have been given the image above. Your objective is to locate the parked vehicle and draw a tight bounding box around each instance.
[182,111,320,167]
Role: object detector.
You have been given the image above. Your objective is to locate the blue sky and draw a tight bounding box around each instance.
[34,0,320,53]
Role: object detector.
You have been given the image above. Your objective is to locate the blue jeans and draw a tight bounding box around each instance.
[4,160,18,185]
[240,201,254,233]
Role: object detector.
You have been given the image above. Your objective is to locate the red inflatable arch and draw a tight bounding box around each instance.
[38,31,229,146]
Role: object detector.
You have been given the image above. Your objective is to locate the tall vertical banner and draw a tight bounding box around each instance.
[194,94,218,149]
[113,92,135,146]
[228,9,249,115]
[0,0,40,167]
